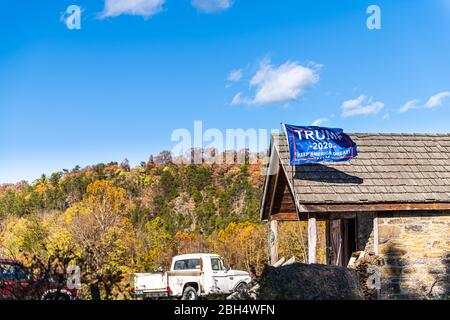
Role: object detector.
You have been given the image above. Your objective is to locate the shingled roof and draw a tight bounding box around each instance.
[261,133,450,220]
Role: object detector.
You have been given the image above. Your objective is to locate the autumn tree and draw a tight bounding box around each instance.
[155,150,173,165]
[278,221,308,263]
[65,180,134,299]
[120,159,131,172]
[132,217,171,271]
[278,221,327,264]
[171,231,211,258]
[210,222,267,276]
[1,215,48,257]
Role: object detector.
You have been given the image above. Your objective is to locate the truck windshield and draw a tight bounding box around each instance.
[173,259,201,271]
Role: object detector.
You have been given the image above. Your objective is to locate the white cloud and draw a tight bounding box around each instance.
[227,69,243,82]
[231,92,243,105]
[191,0,233,13]
[399,99,420,113]
[312,118,328,126]
[231,92,252,105]
[342,95,365,110]
[100,0,165,19]
[341,95,384,118]
[425,91,450,109]
[232,59,320,106]
[312,113,334,126]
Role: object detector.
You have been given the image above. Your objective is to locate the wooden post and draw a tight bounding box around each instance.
[325,220,331,264]
[308,213,317,264]
[269,220,279,266]
[373,212,379,255]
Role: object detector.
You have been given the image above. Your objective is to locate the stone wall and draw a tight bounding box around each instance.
[377,211,450,300]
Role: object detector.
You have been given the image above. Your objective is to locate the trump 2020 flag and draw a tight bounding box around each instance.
[283,124,358,165]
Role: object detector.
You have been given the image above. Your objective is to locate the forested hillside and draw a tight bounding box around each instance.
[0,151,314,299]
[0,152,264,232]
[0,151,263,297]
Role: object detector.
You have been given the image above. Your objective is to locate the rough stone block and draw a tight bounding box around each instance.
[258,263,364,300]
[379,225,401,242]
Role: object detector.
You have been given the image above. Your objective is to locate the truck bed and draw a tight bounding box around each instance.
[134,270,205,298]
[134,272,168,297]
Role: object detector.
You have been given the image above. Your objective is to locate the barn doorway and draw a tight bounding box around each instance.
[327,218,357,266]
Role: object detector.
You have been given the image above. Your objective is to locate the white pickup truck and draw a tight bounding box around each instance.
[134,253,252,300]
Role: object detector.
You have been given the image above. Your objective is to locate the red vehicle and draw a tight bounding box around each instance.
[0,258,78,300]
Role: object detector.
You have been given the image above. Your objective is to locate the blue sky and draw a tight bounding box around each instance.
[1,0,450,183]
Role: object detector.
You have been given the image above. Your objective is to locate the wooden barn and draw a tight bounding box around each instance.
[260,133,450,299]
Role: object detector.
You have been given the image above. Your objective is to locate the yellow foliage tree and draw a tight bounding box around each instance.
[65,180,135,299]
[209,222,267,276]
[171,231,211,257]
[278,221,327,264]
[1,215,48,257]
[132,217,171,272]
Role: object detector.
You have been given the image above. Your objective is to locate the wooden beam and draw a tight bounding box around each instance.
[259,143,279,221]
[270,202,450,220]
[300,202,450,213]
[269,220,279,266]
[308,213,317,264]
[269,203,450,221]
[271,212,298,221]
[268,165,281,216]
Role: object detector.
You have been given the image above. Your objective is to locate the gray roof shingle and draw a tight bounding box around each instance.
[273,133,450,204]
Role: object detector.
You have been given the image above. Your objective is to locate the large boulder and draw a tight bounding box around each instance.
[258,263,364,300]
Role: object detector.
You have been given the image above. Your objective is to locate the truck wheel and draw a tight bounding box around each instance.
[181,286,198,300]
[42,292,71,300]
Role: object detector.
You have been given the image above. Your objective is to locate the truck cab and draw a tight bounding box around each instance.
[134,253,251,300]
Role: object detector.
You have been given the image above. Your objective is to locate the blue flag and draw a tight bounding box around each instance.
[283,124,358,165]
